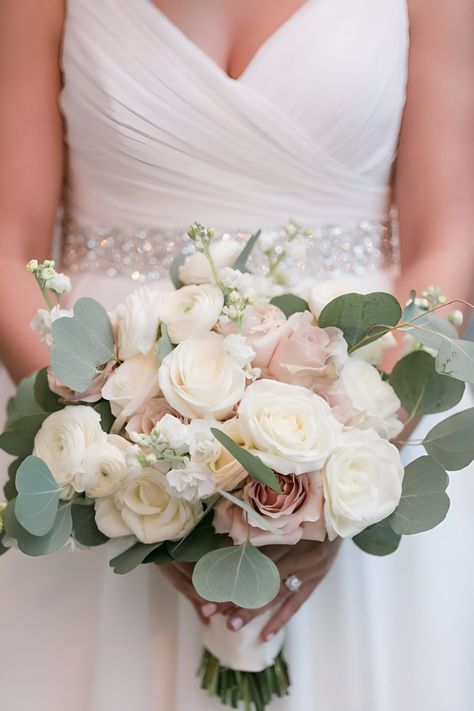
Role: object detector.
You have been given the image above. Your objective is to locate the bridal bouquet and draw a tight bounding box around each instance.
[1,223,473,711]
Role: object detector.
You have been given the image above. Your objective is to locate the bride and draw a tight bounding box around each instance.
[0,1,473,709]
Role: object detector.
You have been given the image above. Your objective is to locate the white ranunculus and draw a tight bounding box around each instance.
[75,434,129,498]
[160,284,224,344]
[322,429,404,540]
[101,348,160,423]
[179,239,243,285]
[238,379,341,475]
[167,460,216,502]
[338,359,403,439]
[223,334,256,369]
[351,332,397,366]
[30,305,73,347]
[33,406,107,491]
[95,467,202,543]
[111,287,162,361]
[308,276,370,318]
[44,273,72,295]
[159,332,247,420]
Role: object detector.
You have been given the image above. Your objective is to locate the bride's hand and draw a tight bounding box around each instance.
[221,538,342,640]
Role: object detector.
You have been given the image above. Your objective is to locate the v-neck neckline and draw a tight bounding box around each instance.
[145,0,314,83]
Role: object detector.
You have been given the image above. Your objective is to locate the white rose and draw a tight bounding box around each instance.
[351,332,397,366]
[308,276,372,318]
[33,406,106,492]
[44,272,72,295]
[30,305,73,347]
[95,467,202,543]
[322,429,404,539]
[74,434,129,498]
[111,287,162,361]
[101,348,160,423]
[338,359,403,439]
[159,332,247,420]
[223,334,256,369]
[167,460,216,502]
[179,239,243,285]
[238,379,341,475]
[160,284,224,344]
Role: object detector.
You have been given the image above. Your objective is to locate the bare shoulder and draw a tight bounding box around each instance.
[408,0,473,43]
[0,0,65,46]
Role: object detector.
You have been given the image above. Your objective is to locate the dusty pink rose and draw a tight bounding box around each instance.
[217,303,287,368]
[125,397,181,436]
[47,361,116,404]
[267,311,348,388]
[214,472,326,546]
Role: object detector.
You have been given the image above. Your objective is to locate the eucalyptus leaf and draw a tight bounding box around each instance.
[15,456,61,536]
[269,294,310,319]
[93,400,115,434]
[6,372,41,427]
[34,368,62,413]
[143,545,174,565]
[3,458,24,499]
[0,531,9,557]
[0,413,48,457]
[170,253,187,289]
[423,408,474,471]
[388,456,450,535]
[72,504,109,547]
[157,323,175,357]
[389,351,465,418]
[167,508,227,562]
[232,230,261,273]
[218,489,282,536]
[319,292,402,350]
[211,428,281,493]
[4,499,73,556]
[435,338,474,385]
[192,541,280,609]
[401,304,458,352]
[51,297,115,392]
[110,541,164,574]
[353,519,401,556]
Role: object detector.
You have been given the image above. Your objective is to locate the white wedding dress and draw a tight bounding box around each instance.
[1,1,473,709]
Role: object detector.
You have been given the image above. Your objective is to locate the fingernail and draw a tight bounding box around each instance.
[201,603,217,618]
[264,632,275,642]
[230,617,244,631]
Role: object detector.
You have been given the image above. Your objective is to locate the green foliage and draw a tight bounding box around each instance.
[93,400,115,434]
[15,456,61,536]
[5,372,40,427]
[142,545,174,565]
[169,253,187,289]
[51,297,115,392]
[167,508,228,562]
[157,323,175,357]
[353,519,401,556]
[436,338,474,385]
[0,413,48,457]
[72,503,109,547]
[389,351,465,418]
[401,303,458,352]
[0,531,9,557]
[232,229,261,273]
[110,541,166,574]
[3,499,73,556]
[423,408,474,471]
[3,458,24,500]
[218,489,282,535]
[388,456,450,535]
[269,294,310,318]
[192,541,280,609]
[34,368,62,413]
[318,292,402,350]
[211,428,281,493]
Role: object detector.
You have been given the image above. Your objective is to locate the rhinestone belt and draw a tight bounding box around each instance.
[61,220,399,283]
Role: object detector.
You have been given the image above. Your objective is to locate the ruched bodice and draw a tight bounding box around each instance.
[60,0,409,232]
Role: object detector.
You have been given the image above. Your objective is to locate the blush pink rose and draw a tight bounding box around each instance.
[267,311,348,388]
[313,382,365,428]
[47,361,116,404]
[214,472,326,546]
[125,397,181,436]
[217,303,287,368]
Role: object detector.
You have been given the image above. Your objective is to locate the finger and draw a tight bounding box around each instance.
[260,578,320,641]
[226,584,292,631]
[162,562,227,619]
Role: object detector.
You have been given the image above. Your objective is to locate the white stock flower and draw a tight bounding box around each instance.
[31,305,73,347]
[223,334,256,369]
[101,348,160,422]
[44,272,72,295]
[33,406,106,492]
[111,287,162,361]
[179,239,243,285]
[186,420,221,464]
[160,284,224,343]
[159,332,247,420]
[351,332,397,366]
[338,359,403,439]
[257,230,279,252]
[322,429,404,540]
[95,467,202,543]
[154,414,189,455]
[75,434,129,498]
[167,460,216,502]
[238,379,341,475]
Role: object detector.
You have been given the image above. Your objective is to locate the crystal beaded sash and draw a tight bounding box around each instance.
[61,220,399,283]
